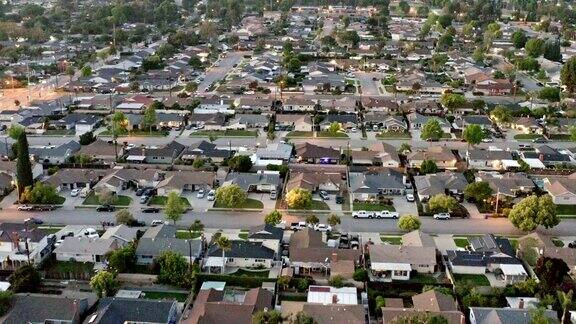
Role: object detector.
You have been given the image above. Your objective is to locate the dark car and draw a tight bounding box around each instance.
[335,196,344,204]
[142,207,160,213]
[135,188,145,196]
[128,219,146,227]
[96,205,116,212]
[533,137,548,143]
[25,217,43,225]
[569,241,576,249]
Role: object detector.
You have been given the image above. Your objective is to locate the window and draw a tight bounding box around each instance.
[255,259,266,263]
[228,258,234,262]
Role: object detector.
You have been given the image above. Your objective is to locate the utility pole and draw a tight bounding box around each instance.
[493,190,500,218]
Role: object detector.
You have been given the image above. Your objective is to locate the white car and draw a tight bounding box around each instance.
[314,224,332,232]
[406,194,415,202]
[196,189,205,198]
[70,188,81,197]
[82,228,99,239]
[481,138,493,143]
[352,210,374,219]
[207,190,216,201]
[17,205,33,211]
[374,210,399,219]
[151,220,168,227]
[433,213,451,220]
[290,221,307,230]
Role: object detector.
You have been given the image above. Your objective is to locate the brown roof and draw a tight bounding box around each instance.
[407,147,456,163]
[77,140,122,158]
[157,171,215,190]
[401,230,436,248]
[302,304,365,324]
[45,168,111,187]
[330,260,355,279]
[289,229,361,263]
[285,172,343,193]
[543,247,576,267]
[385,298,404,308]
[276,114,312,124]
[412,290,458,312]
[369,245,436,266]
[518,232,555,250]
[295,143,340,159]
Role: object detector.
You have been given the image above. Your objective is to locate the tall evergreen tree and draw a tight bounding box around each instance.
[9,127,33,198]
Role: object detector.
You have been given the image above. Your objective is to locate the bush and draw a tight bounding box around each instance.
[329,275,345,288]
[353,269,368,282]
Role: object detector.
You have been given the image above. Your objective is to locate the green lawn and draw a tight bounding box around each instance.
[100,129,168,137]
[548,134,571,141]
[380,236,402,245]
[149,196,191,206]
[376,132,411,139]
[142,291,189,302]
[514,134,543,140]
[453,274,490,286]
[191,130,258,137]
[453,238,469,248]
[285,131,314,138]
[51,196,66,205]
[316,131,349,138]
[555,204,576,216]
[213,198,263,209]
[239,230,249,240]
[233,269,270,277]
[407,273,438,284]
[553,239,565,247]
[508,238,519,251]
[306,200,330,210]
[82,192,132,206]
[176,231,202,239]
[39,227,64,234]
[45,129,75,135]
[353,203,395,211]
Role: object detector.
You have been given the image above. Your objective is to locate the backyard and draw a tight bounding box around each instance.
[453,273,490,286]
[141,291,189,302]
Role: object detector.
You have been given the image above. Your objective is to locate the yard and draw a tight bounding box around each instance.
[453,273,490,286]
[305,200,330,210]
[213,198,263,209]
[353,202,395,211]
[453,238,469,248]
[141,291,189,302]
[548,134,571,141]
[82,192,132,206]
[285,131,314,138]
[190,130,258,137]
[100,129,168,137]
[39,226,64,234]
[44,129,75,135]
[239,230,249,240]
[176,231,202,239]
[555,204,576,216]
[513,134,543,140]
[380,236,402,245]
[232,269,270,277]
[407,273,438,284]
[149,196,191,206]
[316,131,349,138]
[376,132,411,139]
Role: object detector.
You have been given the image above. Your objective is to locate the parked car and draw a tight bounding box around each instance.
[374,210,399,219]
[135,188,145,196]
[17,205,34,211]
[70,188,81,197]
[82,228,99,239]
[140,195,150,204]
[314,224,332,232]
[335,195,344,204]
[406,194,415,202]
[568,241,576,249]
[533,137,548,143]
[25,217,43,225]
[319,191,330,200]
[290,221,307,230]
[142,207,160,213]
[207,190,216,201]
[128,219,146,227]
[433,212,451,220]
[196,189,205,198]
[352,210,374,219]
[481,137,493,143]
[96,205,116,212]
[270,189,277,200]
[151,220,168,227]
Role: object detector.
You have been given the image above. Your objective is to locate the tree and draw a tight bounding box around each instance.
[192,159,205,169]
[420,119,444,141]
[90,270,118,298]
[228,155,253,172]
[20,182,61,204]
[464,182,493,202]
[216,236,231,273]
[199,21,217,41]
[185,81,198,92]
[557,290,574,324]
[79,131,96,145]
[277,275,291,291]
[328,275,344,288]
[98,188,117,205]
[9,264,40,293]
[0,291,11,317]
[155,251,191,287]
[9,125,33,198]
[189,219,204,234]
[512,30,527,48]
[398,143,411,154]
[142,104,157,133]
[285,188,312,209]
[472,48,485,63]
[508,195,559,231]
[428,194,458,213]
[530,307,554,324]
[490,105,512,123]
[115,209,135,225]
[391,313,448,324]
[165,192,186,224]
[463,124,485,146]
[253,310,283,324]
[420,160,438,174]
[107,244,136,273]
[534,256,570,293]
[441,93,466,110]
[305,214,319,226]
[215,184,247,208]
[398,0,410,15]
[525,38,544,57]
[328,122,342,134]
[287,57,302,73]
[543,39,561,62]
[327,214,341,229]
[571,126,576,142]
[538,87,561,102]
[397,215,421,231]
[353,268,368,282]
[80,65,92,77]
[561,57,576,93]
[294,311,316,324]
[264,210,283,225]
[437,15,452,28]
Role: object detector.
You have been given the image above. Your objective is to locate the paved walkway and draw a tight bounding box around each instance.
[462,202,483,219]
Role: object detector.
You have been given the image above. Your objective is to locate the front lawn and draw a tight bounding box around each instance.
[285,131,314,138]
[553,239,564,247]
[213,198,263,209]
[149,196,191,206]
[514,134,543,140]
[39,226,64,234]
[453,238,469,248]
[548,134,571,141]
[82,192,132,206]
[353,202,395,211]
[555,204,576,216]
[176,231,202,239]
[316,131,349,138]
[45,129,75,135]
[99,129,168,137]
[453,274,490,286]
[142,291,189,302]
[380,236,402,245]
[191,130,258,137]
[376,132,411,139]
[307,200,330,210]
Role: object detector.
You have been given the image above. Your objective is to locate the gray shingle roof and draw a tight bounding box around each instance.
[349,170,405,193]
[223,172,280,191]
[5,293,88,323]
[206,240,275,259]
[136,238,202,259]
[469,307,557,324]
[84,297,177,324]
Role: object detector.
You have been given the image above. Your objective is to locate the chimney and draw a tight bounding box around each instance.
[518,298,524,309]
[331,252,338,262]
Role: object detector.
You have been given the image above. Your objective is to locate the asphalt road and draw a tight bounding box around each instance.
[354,71,381,96]
[196,51,245,94]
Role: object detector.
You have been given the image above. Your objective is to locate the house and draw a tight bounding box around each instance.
[95,168,162,193]
[252,143,293,166]
[0,223,53,270]
[84,297,179,324]
[475,172,535,198]
[275,114,313,132]
[381,290,465,324]
[413,171,467,201]
[307,286,358,305]
[543,175,576,205]
[181,141,234,163]
[368,245,436,281]
[319,114,358,131]
[408,113,451,133]
[282,97,316,112]
[466,149,520,171]
[247,223,284,257]
[522,145,573,167]
[361,97,398,112]
[0,160,43,183]
[453,115,493,131]
[55,237,119,263]
[45,168,111,191]
[4,293,93,324]
[188,113,227,130]
[286,171,344,193]
[53,114,102,135]
[517,232,556,255]
[543,247,576,275]
[125,113,185,131]
[469,307,557,324]
[546,117,576,135]
[203,240,276,272]
[29,140,81,164]
[180,287,273,324]
[349,170,406,201]
[282,303,366,324]
[447,250,527,284]
[223,171,280,192]
[77,140,125,162]
[295,143,340,164]
[407,147,458,169]
[125,141,185,164]
[136,225,202,265]
[401,230,437,248]
[510,117,543,134]
[370,143,401,167]
[230,114,269,129]
[289,229,361,276]
[101,225,139,245]
[156,171,215,195]
[235,97,272,112]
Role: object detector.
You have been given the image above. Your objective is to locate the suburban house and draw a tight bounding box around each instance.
[510,117,543,134]
[203,240,276,273]
[187,113,227,130]
[156,171,215,195]
[252,143,293,166]
[368,244,436,281]
[475,172,535,198]
[289,229,361,276]
[413,171,467,201]
[77,140,125,162]
[407,113,451,133]
[246,223,284,257]
[370,142,401,167]
[125,141,185,164]
[282,97,316,111]
[281,303,366,324]
[381,290,465,324]
[295,143,340,164]
[319,114,358,131]
[286,171,344,194]
[361,97,398,112]
[223,171,280,192]
[0,223,54,270]
[29,140,81,164]
[181,140,234,163]
[364,113,407,132]
[469,307,557,324]
[522,145,573,167]
[275,114,313,131]
[54,237,119,263]
[230,114,270,129]
[466,149,520,171]
[453,115,493,131]
[136,225,202,265]
[52,113,102,135]
[543,175,576,205]
[45,168,111,191]
[349,169,406,201]
[85,297,179,324]
[407,147,458,169]
[4,293,93,324]
[543,247,576,275]
[100,225,139,247]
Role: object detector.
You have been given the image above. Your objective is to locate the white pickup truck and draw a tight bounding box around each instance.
[375,210,399,219]
[352,211,374,219]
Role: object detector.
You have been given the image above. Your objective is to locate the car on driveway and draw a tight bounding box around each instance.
[196,189,205,198]
[314,224,332,232]
[142,207,160,213]
[96,205,116,212]
[25,217,43,225]
[335,196,343,204]
[319,191,330,200]
[135,188,145,196]
[433,213,451,220]
[207,190,216,201]
[17,205,34,211]
[406,194,415,202]
[70,188,80,197]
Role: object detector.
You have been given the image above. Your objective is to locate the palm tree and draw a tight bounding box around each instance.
[558,290,573,324]
[216,236,231,274]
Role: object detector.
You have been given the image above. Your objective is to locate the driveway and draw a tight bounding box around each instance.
[392,197,417,216]
[249,192,276,211]
[188,192,214,212]
[433,235,459,256]
[61,191,84,210]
